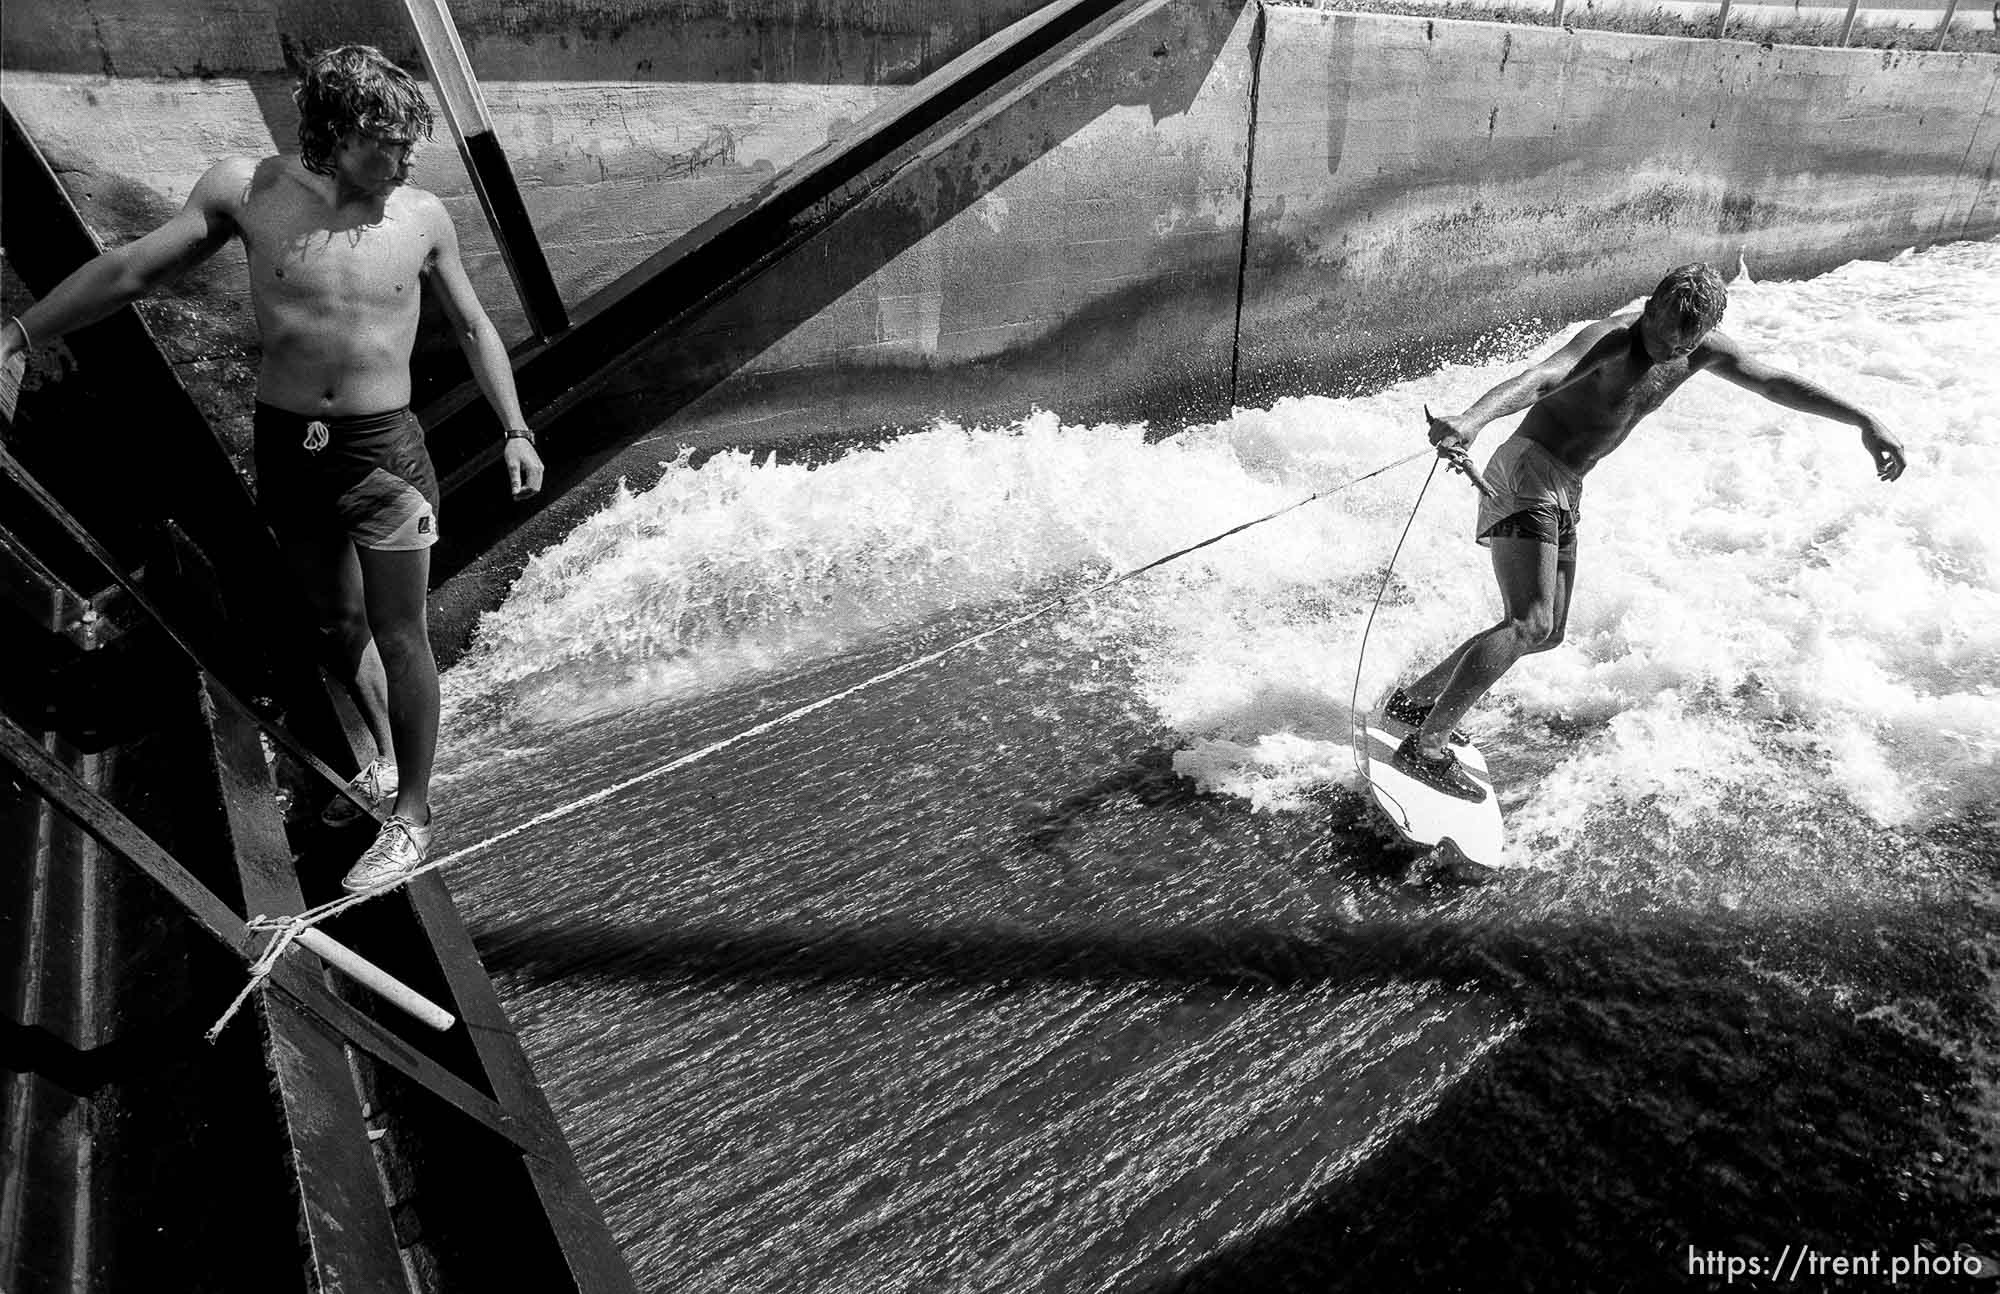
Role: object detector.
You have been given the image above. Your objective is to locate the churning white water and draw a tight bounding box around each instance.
[434,240,1999,1292]
[445,239,1997,854]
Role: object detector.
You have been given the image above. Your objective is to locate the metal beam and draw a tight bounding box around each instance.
[198,675,416,1290]
[1935,0,1960,47]
[418,0,1198,658]
[0,713,551,1159]
[0,446,370,811]
[401,877,642,1293]
[202,672,635,1291]
[398,0,569,339]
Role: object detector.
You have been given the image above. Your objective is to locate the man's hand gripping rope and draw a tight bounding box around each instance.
[1424,404,1499,502]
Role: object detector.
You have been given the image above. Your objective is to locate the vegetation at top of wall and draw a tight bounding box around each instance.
[1275,0,2000,53]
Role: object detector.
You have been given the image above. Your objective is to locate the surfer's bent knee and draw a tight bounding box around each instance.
[1525,628,1564,654]
[1505,608,1557,649]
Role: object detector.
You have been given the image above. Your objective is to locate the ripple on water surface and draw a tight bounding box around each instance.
[440,241,2000,1290]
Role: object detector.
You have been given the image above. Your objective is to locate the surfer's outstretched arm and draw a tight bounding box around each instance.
[1695,332,1907,480]
[1426,319,1628,452]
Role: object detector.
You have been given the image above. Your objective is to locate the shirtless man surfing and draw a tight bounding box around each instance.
[0,46,545,889]
[1386,262,1907,800]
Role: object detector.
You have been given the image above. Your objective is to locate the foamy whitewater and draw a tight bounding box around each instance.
[443,240,2000,862]
[434,243,2000,1294]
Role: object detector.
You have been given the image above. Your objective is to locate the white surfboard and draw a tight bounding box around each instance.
[1360,710,1506,869]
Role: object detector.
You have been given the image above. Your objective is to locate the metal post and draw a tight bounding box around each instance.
[1553,0,1567,25]
[398,0,569,340]
[1838,0,1861,44]
[1717,0,1732,38]
[296,928,457,1031]
[1935,0,1960,48]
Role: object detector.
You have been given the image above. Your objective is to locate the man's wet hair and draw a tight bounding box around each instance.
[296,45,436,177]
[1648,262,1728,334]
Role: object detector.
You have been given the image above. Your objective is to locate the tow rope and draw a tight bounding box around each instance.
[212,439,1474,1037]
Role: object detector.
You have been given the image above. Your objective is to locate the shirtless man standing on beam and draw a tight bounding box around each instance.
[1386,262,1907,800]
[0,45,546,889]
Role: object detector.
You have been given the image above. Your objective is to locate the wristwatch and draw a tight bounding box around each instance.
[505,427,536,447]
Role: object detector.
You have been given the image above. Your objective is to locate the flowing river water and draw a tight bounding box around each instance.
[429,241,2000,1291]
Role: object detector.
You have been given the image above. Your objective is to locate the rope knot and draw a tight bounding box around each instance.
[207,912,313,1041]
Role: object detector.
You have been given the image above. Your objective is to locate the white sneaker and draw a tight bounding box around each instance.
[341,813,433,893]
[322,758,398,827]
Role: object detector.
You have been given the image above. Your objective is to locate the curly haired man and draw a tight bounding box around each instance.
[1,46,546,889]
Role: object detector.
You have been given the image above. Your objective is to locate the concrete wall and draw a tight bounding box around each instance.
[0,0,1048,448]
[643,10,2000,447]
[0,0,1050,82]
[0,0,1056,320]
[0,71,901,328]
[602,0,1260,444]
[1236,13,2000,401]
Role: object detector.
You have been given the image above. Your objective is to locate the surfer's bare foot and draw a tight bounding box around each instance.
[1392,734,1486,803]
[1382,689,1469,746]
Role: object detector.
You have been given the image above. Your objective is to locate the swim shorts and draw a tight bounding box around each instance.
[1474,436,1582,565]
[253,403,440,551]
